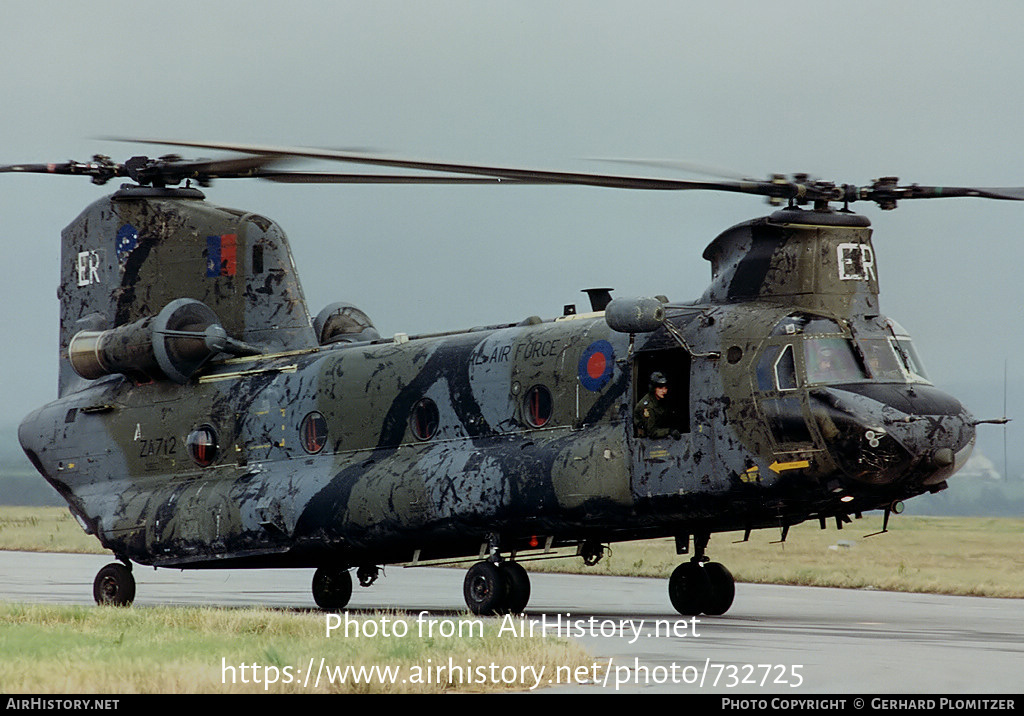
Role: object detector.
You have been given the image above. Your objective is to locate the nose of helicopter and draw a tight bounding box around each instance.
[810,384,976,489]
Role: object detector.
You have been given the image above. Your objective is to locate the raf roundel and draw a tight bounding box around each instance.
[578,339,615,391]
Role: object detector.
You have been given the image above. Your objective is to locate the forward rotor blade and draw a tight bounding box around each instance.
[254,172,537,184]
[872,185,1024,202]
[113,137,804,198]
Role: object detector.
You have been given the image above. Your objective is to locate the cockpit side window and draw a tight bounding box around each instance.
[775,344,797,390]
[755,343,798,391]
[880,319,931,383]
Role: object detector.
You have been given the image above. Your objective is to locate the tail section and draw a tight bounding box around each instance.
[57,185,317,395]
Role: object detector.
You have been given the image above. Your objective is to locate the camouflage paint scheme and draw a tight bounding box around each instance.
[19,188,975,577]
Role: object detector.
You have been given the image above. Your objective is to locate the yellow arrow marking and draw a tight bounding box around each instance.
[770,459,810,473]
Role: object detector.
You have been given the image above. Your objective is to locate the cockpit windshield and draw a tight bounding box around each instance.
[856,338,905,381]
[803,338,867,384]
[758,314,931,391]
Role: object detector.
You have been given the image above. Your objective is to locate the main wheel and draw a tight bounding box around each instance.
[93,563,135,606]
[499,561,531,614]
[312,566,353,610]
[702,562,735,616]
[463,561,508,616]
[668,561,709,616]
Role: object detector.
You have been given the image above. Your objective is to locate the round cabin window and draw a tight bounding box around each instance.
[300,412,329,454]
[523,385,553,428]
[410,398,440,441]
[186,425,218,467]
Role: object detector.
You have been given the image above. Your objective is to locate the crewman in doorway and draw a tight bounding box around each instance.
[634,371,673,439]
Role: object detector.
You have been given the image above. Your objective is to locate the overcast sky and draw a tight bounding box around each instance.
[2,0,1021,471]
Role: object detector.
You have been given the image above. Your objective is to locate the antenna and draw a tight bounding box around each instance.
[1004,359,1009,482]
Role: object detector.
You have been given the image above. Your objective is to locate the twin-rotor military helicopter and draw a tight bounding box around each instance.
[8,139,1018,616]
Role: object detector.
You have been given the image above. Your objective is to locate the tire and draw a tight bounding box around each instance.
[702,562,735,616]
[668,561,709,616]
[463,561,508,616]
[93,563,135,606]
[312,566,353,610]
[499,561,531,614]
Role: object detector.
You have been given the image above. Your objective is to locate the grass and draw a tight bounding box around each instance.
[0,604,594,693]
[2,507,1022,597]
[0,506,101,554]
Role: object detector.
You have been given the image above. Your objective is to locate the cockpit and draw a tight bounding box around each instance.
[752,311,973,491]
[756,313,930,392]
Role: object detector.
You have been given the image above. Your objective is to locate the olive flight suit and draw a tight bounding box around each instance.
[634,390,671,439]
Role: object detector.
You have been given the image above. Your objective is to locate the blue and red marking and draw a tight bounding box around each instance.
[578,340,615,391]
[206,234,238,277]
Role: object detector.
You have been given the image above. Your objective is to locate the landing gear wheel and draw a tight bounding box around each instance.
[499,561,531,614]
[312,566,353,610]
[668,561,710,616]
[463,561,508,616]
[93,563,135,606]
[702,562,735,616]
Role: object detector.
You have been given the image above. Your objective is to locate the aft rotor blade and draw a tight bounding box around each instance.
[0,154,287,186]
[0,162,79,174]
[134,154,288,184]
[0,160,126,182]
[586,157,757,181]
[179,154,288,177]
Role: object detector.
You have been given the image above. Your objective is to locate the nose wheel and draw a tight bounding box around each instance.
[669,560,735,616]
[463,560,531,616]
[668,533,735,616]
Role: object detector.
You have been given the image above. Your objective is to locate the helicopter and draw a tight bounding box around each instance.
[7,140,1018,617]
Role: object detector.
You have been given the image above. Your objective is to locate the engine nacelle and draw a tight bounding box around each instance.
[604,296,665,333]
[68,299,229,384]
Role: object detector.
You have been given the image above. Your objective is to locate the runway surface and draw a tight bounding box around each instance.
[2,550,1020,694]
